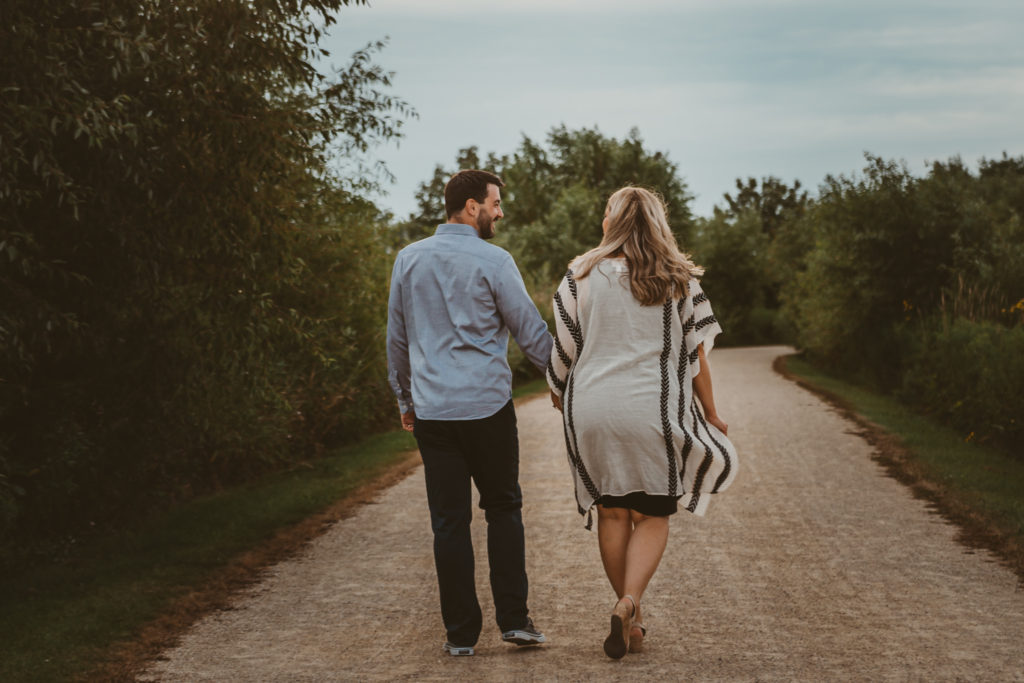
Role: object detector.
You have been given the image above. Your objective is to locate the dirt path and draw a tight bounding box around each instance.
[140,346,1024,682]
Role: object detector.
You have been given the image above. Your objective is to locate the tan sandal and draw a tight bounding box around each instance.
[603,594,636,659]
[628,621,646,653]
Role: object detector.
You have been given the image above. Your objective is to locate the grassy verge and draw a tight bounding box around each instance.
[0,379,553,683]
[0,429,419,683]
[512,377,550,399]
[779,354,1024,580]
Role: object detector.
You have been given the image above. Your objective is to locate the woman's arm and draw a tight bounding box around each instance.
[692,343,728,435]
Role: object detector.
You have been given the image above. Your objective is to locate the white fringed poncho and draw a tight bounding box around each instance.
[546,259,738,526]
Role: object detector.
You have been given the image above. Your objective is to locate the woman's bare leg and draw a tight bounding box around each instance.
[596,505,631,597]
[598,506,668,657]
[623,510,669,605]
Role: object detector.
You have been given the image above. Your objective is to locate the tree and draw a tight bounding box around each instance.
[0,0,411,542]
[398,125,695,379]
[692,210,777,345]
[779,153,1024,451]
[390,146,489,246]
[400,126,694,279]
[723,176,808,237]
[689,176,811,345]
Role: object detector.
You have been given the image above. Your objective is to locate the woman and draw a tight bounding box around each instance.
[546,186,738,659]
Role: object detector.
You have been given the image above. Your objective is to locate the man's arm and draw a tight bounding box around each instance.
[494,254,553,372]
[385,254,415,430]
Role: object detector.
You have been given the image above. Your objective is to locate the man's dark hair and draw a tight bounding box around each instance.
[444,169,504,219]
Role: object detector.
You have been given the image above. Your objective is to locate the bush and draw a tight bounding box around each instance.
[900,318,1024,454]
[0,0,408,544]
[783,155,1024,386]
[692,210,775,345]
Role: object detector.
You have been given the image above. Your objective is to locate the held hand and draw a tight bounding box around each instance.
[401,410,415,432]
[550,390,563,412]
[706,413,728,436]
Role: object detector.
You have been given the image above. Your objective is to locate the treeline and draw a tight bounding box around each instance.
[394,126,695,381]
[400,140,1024,454]
[3,1,1020,552]
[1,0,409,548]
[788,155,1022,452]
[695,156,1024,453]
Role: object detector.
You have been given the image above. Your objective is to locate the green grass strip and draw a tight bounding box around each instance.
[0,429,418,683]
[783,354,1024,562]
[512,377,550,399]
[0,381,552,682]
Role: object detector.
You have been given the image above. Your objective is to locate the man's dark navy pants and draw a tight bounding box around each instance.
[413,399,529,647]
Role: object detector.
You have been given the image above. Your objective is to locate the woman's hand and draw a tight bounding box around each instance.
[706,413,728,435]
[550,389,563,412]
[693,343,727,435]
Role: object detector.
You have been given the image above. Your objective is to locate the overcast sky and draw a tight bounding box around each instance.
[321,0,1024,219]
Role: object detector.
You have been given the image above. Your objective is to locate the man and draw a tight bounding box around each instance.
[386,169,553,656]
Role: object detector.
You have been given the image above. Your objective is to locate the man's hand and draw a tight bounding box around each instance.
[401,410,415,432]
[550,390,562,412]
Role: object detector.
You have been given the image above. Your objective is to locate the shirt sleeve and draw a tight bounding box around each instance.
[494,253,553,374]
[683,278,723,378]
[385,253,414,414]
[547,271,580,398]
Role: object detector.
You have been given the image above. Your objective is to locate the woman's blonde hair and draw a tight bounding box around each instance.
[571,186,703,305]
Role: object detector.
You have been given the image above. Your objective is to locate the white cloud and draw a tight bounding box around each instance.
[331,0,1024,217]
[363,0,810,14]
[834,21,1019,51]
[863,67,1024,99]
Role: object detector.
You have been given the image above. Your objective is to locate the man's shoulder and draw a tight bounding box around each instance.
[472,238,515,264]
[393,236,434,266]
[396,235,431,256]
[402,233,513,266]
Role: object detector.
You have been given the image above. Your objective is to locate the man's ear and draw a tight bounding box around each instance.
[464,198,478,217]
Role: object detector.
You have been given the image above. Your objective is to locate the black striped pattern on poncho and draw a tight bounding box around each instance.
[546,269,736,524]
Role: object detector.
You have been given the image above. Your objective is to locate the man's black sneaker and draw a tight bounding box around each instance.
[443,641,474,656]
[501,618,547,646]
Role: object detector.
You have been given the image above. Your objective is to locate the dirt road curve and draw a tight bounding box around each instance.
[141,346,1024,682]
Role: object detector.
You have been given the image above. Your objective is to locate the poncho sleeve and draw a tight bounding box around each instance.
[546,270,582,398]
[683,279,723,378]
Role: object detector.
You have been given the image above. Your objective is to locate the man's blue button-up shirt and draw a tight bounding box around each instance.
[386,223,553,420]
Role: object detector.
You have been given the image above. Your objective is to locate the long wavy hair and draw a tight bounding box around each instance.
[571,186,703,305]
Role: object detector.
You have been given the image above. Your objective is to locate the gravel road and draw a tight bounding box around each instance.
[140,346,1024,682]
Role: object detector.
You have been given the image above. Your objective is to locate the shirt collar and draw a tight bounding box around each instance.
[435,223,479,237]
